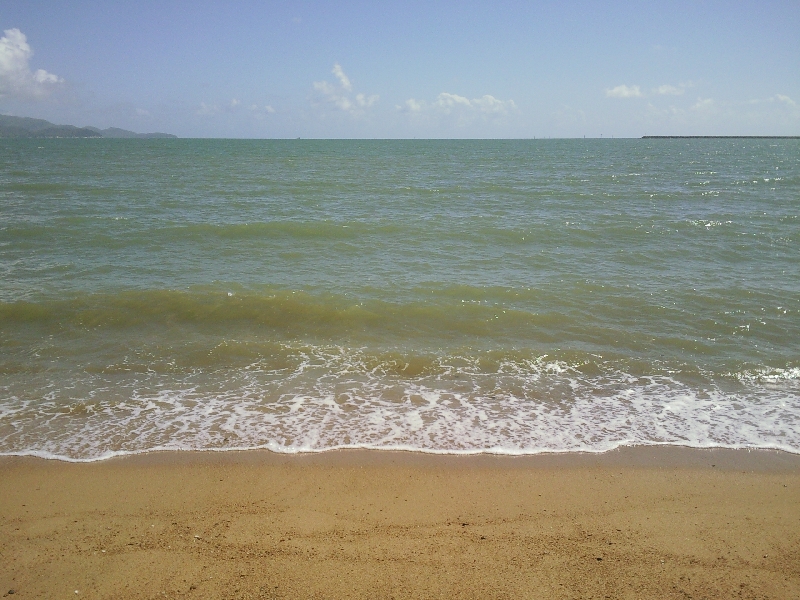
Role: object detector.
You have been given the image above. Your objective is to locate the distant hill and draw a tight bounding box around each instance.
[0,115,176,139]
[83,126,177,139]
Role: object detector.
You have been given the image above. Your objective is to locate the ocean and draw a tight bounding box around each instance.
[1,138,798,461]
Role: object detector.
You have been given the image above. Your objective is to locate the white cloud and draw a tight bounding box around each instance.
[196,98,254,116]
[196,101,219,116]
[314,80,352,110]
[135,108,150,116]
[747,94,798,108]
[472,94,517,114]
[312,64,378,115]
[606,84,643,98]
[246,103,276,121]
[656,84,684,96]
[433,92,472,112]
[355,93,378,108]
[691,97,714,111]
[0,28,63,100]
[399,98,423,112]
[249,103,275,114]
[636,93,799,135]
[397,92,517,128]
[332,63,351,92]
[313,80,334,96]
[405,92,516,115]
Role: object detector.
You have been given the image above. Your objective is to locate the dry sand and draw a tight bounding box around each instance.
[1,446,799,599]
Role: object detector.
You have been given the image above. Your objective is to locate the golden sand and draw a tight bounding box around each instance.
[1,447,798,599]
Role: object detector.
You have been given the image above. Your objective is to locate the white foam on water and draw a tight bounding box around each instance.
[1,347,799,461]
[734,366,800,384]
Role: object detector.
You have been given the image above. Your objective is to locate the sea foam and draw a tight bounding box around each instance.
[1,346,798,461]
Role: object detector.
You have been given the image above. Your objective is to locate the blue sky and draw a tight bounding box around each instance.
[1,1,798,138]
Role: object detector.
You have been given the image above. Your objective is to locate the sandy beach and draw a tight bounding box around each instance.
[1,447,798,599]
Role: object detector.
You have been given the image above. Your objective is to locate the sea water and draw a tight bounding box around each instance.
[1,138,798,461]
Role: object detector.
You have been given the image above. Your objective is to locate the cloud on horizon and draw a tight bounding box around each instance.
[605,84,642,98]
[776,94,796,107]
[656,84,684,96]
[313,64,378,114]
[398,92,517,118]
[0,28,63,100]
[249,103,275,113]
[691,97,714,111]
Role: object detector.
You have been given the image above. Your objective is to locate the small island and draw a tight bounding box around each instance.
[0,115,176,139]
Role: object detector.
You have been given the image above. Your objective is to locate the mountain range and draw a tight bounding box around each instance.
[0,115,176,139]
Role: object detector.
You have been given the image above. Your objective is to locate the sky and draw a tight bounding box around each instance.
[1,1,798,138]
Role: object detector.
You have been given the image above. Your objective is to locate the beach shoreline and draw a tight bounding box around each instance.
[4,442,798,470]
[2,446,798,599]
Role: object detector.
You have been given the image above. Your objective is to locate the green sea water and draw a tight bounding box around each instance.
[1,139,798,460]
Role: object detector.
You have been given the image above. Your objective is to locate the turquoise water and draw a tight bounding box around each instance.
[1,139,798,460]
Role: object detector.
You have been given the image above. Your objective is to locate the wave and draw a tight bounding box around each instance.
[2,284,798,381]
[0,288,548,339]
[1,343,798,460]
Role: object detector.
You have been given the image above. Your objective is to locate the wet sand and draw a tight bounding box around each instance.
[1,446,799,599]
